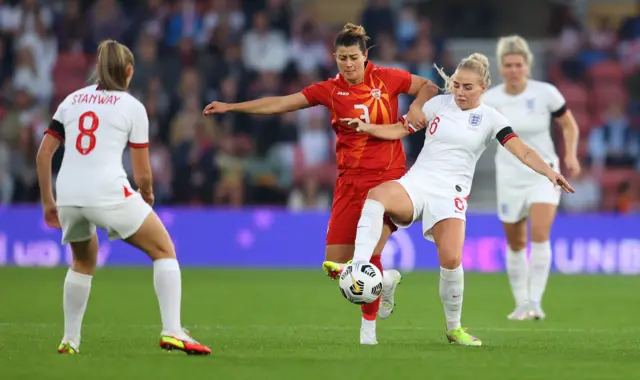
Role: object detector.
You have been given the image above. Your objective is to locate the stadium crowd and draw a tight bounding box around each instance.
[0,0,638,212]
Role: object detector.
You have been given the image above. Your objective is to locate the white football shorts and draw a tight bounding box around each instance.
[391,176,468,242]
[496,179,561,224]
[58,194,152,244]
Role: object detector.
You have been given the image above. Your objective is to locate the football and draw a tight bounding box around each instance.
[338,262,383,304]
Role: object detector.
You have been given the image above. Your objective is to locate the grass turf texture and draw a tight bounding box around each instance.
[1,268,639,379]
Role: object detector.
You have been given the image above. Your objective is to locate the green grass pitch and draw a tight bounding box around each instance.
[1,268,639,379]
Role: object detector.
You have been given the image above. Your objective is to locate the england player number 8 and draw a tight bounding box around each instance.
[76,111,99,155]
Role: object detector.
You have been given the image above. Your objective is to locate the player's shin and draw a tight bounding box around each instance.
[439,265,464,331]
[361,255,383,320]
[529,241,551,309]
[62,269,92,348]
[506,247,529,307]
[153,258,186,338]
[353,199,386,263]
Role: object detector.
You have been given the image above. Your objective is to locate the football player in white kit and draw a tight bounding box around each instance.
[36,40,211,355]
[483,36,581,321]
[325,53,574,346]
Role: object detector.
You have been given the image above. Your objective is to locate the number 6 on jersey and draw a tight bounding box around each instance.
[76,111,99,155]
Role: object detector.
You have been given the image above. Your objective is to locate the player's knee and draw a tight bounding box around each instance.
[367,184,395,207]
[367,186,386,202]
[72,257,96,275]
[438,250,462,270]
[507,238,527,252]
[530,226,550,243]
[150,240,176,261]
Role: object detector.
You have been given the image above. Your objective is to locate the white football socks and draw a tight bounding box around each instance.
[529,241,552,307]
[353,199,385,263]
[153,258,187,338]
[506,247,529,307]
[439,265,464,331]
[63,269,92,348]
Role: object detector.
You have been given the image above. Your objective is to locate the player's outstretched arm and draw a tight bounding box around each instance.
[340,118,410,140]
[203,93,311,115]
[36,130,62,228]
[502,135,575,194]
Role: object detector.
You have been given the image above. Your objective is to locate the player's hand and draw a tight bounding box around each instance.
[405,105,428,129]
[563,155,581,178]
[547,171,575,194]
[203,101,231,115]
[139,190,155,207]
[340,118,371,133]
[43,203,61,229]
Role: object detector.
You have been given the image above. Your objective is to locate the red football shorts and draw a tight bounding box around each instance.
[326,169,406,245]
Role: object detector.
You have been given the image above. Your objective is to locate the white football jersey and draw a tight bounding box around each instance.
[404,95,514,197]
[483,80,566,187]
[49,85,149,207]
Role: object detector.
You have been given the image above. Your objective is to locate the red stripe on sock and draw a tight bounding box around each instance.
[361,255,383,319]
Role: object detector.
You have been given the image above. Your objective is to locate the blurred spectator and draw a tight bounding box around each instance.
[265,0,292,38]
[202,0,245,41]
[0,140,12,204]
[289,21,329,75]
[615,181,638,213]
[85,0,128,52]
[361,0,394,45]
[588,102,640,169]
[54,0,84,53]
[618,1,640,41]
[288,176,330,211]
[11,126,38,203]
[395,5,419,52]
[164,0,203,48]
[241,10,289,73]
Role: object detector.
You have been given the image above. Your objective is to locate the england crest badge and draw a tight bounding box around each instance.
[468,113,482,128]
[526,98,535,112]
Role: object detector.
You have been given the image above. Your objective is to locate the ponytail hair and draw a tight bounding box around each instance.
[95,40,135,91]
[334,23,370,53]
[434,53,491,93]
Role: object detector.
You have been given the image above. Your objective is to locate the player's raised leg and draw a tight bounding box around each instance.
[58,230,99,354]
[502,218,532,320]
[125,211,211,355]
[432,218,481,346]
[324,180,412,345]
[528,203,557,320]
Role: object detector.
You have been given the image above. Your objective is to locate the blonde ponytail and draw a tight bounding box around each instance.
[95,40,135,91]
[435,52,491,93]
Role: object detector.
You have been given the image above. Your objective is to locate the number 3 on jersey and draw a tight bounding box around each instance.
[76,111,99,155]
[354,104,371,123]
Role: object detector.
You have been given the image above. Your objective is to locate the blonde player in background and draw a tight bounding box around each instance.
[483,36,580,321]
[325,53,574,346]
[36,40,211,355]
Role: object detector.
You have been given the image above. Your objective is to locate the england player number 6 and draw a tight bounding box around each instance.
[429,116,440,135]
[354,104,371,124]
[76,111,99,155]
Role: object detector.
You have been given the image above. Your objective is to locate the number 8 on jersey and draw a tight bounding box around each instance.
[76,111,99,155]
